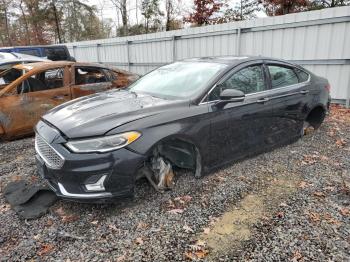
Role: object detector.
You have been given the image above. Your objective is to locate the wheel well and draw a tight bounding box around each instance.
[146,137,202,177]
[306,106,326,129]
[151,137,197,169]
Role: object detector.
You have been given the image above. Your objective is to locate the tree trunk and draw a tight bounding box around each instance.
[3,4,12,46]
[52,1,62,43]
[165,0,171,31]
[19,0,31,45]
[121,0,128,35]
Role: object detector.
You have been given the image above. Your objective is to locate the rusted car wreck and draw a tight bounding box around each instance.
[0,61,138,140]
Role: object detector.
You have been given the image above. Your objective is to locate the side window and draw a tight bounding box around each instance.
[17,68,65,94]
[209,65,265,101]
[75,67,108,85]
[103,69,116,81]
[295,68,309,83]
[17,49,40,57]
[45,47,68,61]
[268,65,298,88]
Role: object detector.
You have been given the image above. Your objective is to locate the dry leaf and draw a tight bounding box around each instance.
[183,225,194,233]
[62,215,79,223]
[0,204,11,212]
[37,243,54,257]
[174,195,192,205]
[54,207,66,217]
[308,212,320,223]
[291,250,303,261]
[116,255,126,262]
[168,208,184,214]
[194,249,209,259]
[90,220,99,225]
[46,219,54,227]
[340,208,349,216]
[184,251,196,260]
[276,211,284,219]
[279,202,288,207]
[324,213,341,225]
[135,237,144,245]
[313,191,325,197]
[203,227,210,235]
[33,234,41,240]
[108,224,118,231]
[137,222,148,230]
[336,138,346,148]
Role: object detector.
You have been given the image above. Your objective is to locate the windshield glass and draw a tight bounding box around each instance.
[128,62,227,99]
[0,68,24,85]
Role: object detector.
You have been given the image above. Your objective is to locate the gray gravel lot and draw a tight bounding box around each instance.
[0,106,349,261]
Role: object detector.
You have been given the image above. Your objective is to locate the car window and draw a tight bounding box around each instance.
[268,65,298,88]
[208,65,265,101]
[129,62,227,99]
[103,69,116,81]
[0,68,23,85]
[45,47,68,60]
[75,67,108,85]
[295,68,309,83]
[16,67,65,94]
[17,49,40,57]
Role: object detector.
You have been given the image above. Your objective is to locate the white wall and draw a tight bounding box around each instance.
[65,6,350,104]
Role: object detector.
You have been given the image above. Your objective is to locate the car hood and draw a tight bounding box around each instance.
[42,90,184,138]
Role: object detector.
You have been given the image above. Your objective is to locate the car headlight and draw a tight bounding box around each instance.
[65,131,141,153]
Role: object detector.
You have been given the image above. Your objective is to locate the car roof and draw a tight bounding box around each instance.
[183,55,296,67]
[12,61,110,71]
[0,52,48,64]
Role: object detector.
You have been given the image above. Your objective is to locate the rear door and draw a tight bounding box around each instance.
[0,66,71,138]
[264,61,311,143]
[205,61,275,167]
[70,66,113,98]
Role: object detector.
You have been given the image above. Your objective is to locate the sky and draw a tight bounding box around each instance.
[87,0,267,30]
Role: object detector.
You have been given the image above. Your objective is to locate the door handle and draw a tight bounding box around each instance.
[256,97,270,104]
[300,90,309,95]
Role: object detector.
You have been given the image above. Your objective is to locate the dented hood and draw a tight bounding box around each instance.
[42,89,178,138]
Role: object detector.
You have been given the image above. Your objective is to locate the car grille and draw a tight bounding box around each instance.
[35,134,64,169]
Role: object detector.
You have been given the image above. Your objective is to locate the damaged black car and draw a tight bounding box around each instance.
[34,56,331,201]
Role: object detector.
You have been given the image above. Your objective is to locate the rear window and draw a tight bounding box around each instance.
[45,47,68,61]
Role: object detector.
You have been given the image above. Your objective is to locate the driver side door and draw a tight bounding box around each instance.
[206,62,275,167]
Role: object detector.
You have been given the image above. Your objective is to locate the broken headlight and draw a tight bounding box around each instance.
[65,131,141,153]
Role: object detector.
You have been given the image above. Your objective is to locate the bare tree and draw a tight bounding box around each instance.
[165,0,173,31]
[110,0,128,36]
[1,0,12,45]
[51,0,62,43]
[19,0,31,45]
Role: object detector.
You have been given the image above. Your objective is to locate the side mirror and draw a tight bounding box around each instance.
[219,88,245,103]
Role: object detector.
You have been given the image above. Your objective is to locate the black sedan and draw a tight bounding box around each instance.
[34,56,331,201]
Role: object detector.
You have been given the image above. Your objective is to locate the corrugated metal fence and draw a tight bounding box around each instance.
[66,6,350,105]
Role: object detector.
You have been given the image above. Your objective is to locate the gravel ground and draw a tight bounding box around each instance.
[0,105,349,261]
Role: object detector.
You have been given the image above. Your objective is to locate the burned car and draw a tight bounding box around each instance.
[34,56,331,201]
[0,51,49,73]
[0,61,138,140]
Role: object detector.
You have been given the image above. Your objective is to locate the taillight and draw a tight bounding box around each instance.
[325,83,331,92]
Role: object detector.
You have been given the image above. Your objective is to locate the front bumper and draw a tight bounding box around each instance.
[35,121,146,202]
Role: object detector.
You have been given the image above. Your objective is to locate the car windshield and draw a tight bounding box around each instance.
[128,61,227,99]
